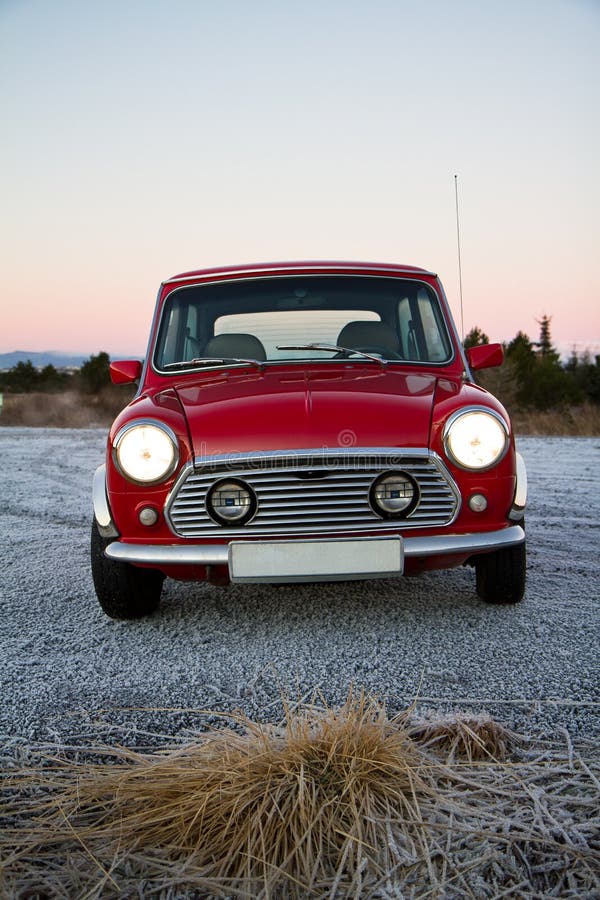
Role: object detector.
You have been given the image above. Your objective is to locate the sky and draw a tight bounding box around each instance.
[1,0,599,358]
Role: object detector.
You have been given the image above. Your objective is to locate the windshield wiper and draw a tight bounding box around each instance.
[276,344,388,367]
[162,357,264,371]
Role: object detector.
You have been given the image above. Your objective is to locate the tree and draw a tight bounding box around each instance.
[535,314,560,362]
[463,327,490,349]
[533,316,573,408]
[504,332,536,407]
[38,363,68,392]
[79,352,111,394]
[5,360,39,392]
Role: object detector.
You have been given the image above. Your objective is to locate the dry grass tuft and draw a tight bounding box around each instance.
[1,693,599,898]
[408,712,517,762]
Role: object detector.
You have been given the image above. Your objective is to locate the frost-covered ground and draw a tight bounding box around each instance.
[0,428,598,743]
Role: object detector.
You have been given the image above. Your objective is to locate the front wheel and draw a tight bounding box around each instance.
[91,521,164,619]
[475,541,526,604]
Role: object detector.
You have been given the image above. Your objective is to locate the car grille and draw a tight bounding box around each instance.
[165,450,460,538]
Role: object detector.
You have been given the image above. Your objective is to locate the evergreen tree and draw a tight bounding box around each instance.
[6,360,39,392]
[38,363,67,392]
[505,332,536,407]
[531,317,571,409]
[79,352,111,393]
[535,314,560,362]
[463,327,490,349]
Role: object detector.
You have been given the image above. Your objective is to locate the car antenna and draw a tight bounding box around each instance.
[454,174,465,341]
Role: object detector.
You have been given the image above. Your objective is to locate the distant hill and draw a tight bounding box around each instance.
[0,351,90,370]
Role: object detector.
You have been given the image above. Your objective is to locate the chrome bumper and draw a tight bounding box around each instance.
[105,525,525,566]
[93,465,119,538]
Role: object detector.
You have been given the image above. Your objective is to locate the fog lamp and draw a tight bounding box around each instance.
[206,479,257,526]
[370,472,419,519]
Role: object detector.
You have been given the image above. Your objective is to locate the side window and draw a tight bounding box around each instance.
[183,304,201,360]
[397,291,451,363]
[398,297,420,360]
[417,290,448,361]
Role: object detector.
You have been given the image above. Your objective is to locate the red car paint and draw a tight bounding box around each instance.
[95,261,526,598]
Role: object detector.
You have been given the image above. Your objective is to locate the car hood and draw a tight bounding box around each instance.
[174,367,439,458]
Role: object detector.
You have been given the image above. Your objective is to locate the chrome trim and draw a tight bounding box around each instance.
[137,283,164,394]
[92,465,119,538]
[152,275,456,376]
[436,279,471,377]
[442,406,510,471]
[104,525,525,567]
[163,263,438,284]
[192,446,433,467]
[403,524,524,557]
[106,542,229,565]
[164,448,462,538]
[509,452,527,521]
[112,419,180,485]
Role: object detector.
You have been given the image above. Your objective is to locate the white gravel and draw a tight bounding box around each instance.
[1,428,599,743]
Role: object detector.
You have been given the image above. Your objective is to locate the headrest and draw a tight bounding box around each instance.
[337,321,400,355]
[204,333,267,361]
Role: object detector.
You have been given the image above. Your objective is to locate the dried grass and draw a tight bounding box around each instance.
[511,402,600,436]
[407,712,517,763]
[0,387,135,428]
[1,692,599,898]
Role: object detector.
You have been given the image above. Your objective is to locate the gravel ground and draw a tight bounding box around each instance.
[1,428,599,744]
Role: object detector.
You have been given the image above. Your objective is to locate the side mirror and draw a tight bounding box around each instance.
[110,359,142,384]
[466,343,504,371]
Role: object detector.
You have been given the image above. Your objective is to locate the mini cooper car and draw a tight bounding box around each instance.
[92,261,527,619]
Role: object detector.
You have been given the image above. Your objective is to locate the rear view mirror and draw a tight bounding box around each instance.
[110,359,142,384]
[466,343,504,371]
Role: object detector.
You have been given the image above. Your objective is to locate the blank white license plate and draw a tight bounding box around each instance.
[228,537,403,583]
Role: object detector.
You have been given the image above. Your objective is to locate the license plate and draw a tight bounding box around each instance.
[228,537,403,583]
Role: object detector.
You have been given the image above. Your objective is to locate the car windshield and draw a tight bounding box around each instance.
[153,275,453,371]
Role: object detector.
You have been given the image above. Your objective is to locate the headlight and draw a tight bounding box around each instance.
[444,408,508,470]
[206,478,257,526]
[114,421,178,484]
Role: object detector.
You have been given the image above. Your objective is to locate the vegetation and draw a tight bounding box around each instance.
[465,315,600,428]
[0,351,112,395]
[0,352,135,427]
[1,692,598,897]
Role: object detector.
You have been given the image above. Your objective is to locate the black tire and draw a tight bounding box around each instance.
[91,520,164,619]
[475,541,526,604]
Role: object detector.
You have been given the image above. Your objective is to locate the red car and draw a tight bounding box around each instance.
[92,261,527,619]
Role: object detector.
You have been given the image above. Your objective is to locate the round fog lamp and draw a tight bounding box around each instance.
[370,472,418,519]
[468,493,488,513]
[206,479,256,526]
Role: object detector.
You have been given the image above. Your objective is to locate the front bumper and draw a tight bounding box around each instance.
[105,524,525,576]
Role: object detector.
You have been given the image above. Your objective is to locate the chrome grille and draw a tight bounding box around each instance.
[166,450,460,537]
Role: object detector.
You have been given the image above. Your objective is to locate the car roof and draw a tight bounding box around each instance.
[164,260,437,284]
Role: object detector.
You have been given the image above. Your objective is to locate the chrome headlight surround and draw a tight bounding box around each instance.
[112,419,179,485]
[443,407,509,471]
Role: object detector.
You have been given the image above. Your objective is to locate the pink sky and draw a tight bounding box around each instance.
[1,1,598,359]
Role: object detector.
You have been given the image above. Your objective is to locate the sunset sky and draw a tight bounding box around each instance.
[2,0,599,358]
